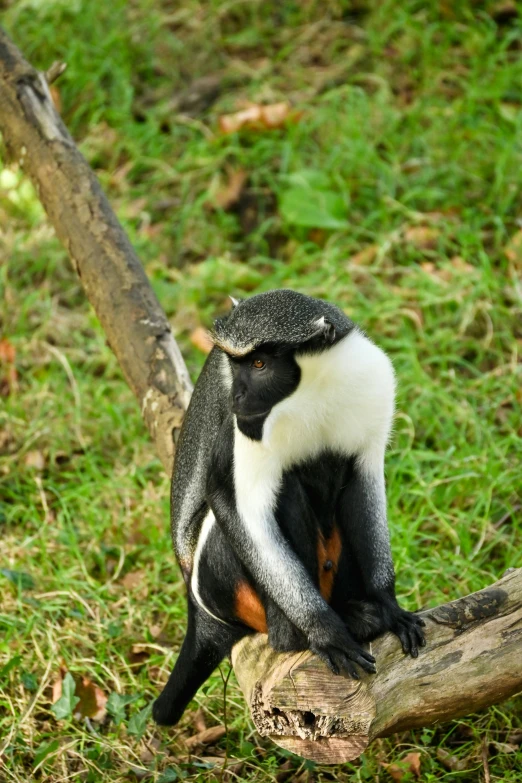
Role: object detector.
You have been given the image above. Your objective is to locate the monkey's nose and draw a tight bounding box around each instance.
[234,390,246,405]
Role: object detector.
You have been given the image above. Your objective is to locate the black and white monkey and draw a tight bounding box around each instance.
[153,289,425,726]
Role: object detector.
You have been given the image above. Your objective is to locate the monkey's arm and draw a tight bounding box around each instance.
[337,459,425,656]
[206,421,376,678]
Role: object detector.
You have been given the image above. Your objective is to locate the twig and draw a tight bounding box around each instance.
[45,61,67,84]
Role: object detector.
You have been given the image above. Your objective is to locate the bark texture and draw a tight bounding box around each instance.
[1,29,520,766]
[232,568,522,763]
[0,28,192,474]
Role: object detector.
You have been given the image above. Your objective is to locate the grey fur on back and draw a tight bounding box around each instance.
[170,347,230,569]
[213,289,353,356]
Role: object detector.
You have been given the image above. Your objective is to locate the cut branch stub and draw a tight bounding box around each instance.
[232,568,522,764]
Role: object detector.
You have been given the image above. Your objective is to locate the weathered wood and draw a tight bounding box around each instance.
[0,28,192,474]
[232,568,522,763]
[2,29,521,766]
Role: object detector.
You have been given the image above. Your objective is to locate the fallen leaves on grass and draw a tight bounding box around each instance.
[185,725,226,750]
[121,570,146,590]
[218,102,300,134]
[436,747,469,771]
[128,643,151,670]
[381,751,421,780]
[24,450,46,471]
[349,245,379,266]
[212,169,248,210]
[504,229,522,268]
[193,708,207,733]
[0,337,18,397]
[507,730,522,745]
[490,740,519,754]
[190,327,213,354]
[51,670,108,721]
[403,225,440,250]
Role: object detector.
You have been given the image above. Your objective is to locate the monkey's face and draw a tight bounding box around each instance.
[229,348,300,440]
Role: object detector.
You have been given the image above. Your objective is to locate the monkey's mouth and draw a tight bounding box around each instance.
[234,409,270,420]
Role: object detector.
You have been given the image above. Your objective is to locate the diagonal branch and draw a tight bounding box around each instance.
[0,27,192,474]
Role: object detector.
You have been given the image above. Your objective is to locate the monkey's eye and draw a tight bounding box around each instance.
[252,359,265,370]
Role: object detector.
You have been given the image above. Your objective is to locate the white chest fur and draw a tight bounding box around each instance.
[233,329,395,520]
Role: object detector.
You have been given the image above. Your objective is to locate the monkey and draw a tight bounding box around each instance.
[152,289,425,727]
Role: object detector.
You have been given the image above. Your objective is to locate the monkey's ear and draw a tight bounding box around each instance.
[315,316,336,344]
[229,296,240,309]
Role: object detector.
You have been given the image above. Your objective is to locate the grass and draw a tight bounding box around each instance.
[1,0,521,780]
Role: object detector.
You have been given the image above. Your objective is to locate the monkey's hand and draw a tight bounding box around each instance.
[386,603,426,658]
[308,614,377,679]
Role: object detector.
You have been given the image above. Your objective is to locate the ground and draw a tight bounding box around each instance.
[0,1,521,781]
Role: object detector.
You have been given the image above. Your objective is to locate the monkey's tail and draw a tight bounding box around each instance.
[152,599,246,726]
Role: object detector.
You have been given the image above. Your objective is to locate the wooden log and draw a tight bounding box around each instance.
[232,568,522,764]
[0,28,192,474]
[2,29,521,765]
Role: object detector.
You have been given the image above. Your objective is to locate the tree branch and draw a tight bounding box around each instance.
[0,28,192,474]
[1,29,520,766]
[232,568,522,763]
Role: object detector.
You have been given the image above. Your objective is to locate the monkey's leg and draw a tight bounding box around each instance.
[336,466,426,657]
[265,599,307,652]
[153,599,245,726]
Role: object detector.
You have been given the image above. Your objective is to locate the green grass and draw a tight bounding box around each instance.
[1,0,521,780]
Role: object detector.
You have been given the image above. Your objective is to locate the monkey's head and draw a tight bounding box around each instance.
[212,290,354,440]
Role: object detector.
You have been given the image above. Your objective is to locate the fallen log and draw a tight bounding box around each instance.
[1,28,520,765]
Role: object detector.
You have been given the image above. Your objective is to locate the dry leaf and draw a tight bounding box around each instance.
[129,643,151,669]
[121,570,145,590]
[382,751,421,780]
[507,730,522,745]
[190,327,213,355]
[52,670,107,721]
[436,748,469,771]
[24,450,46,471]
[74,676,108,721]
[398,307,424,330]
[490,740,519,754]
[218,102,299,134]
[504,229,522,268]
[449,255,475,273]
[193,707,207,733]
[148,624,162,639]
[51,670,66,703]
[186,725,226,749]
[0,338,18,397]
[404,226,440,250]
[349,245,379,266]
[212,169,248,210]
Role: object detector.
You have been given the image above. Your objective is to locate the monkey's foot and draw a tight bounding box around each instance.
[389,609,426,658]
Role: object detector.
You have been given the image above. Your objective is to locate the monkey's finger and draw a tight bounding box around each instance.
[342,646,375,665]
[396,627,412,656]
[311,647,340,676]
[415,626,427,646]
[357,649,376,664]
[331,651,360,679]
[343,649,376,674]
[407,630,419,658]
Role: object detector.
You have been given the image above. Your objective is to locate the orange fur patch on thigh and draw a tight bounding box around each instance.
[318,526,342,602]
[235,581,267,633]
